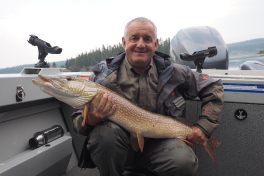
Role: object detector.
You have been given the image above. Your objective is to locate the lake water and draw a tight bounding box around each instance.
[228,54,264,70]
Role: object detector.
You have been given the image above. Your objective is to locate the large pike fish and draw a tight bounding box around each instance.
[32,75,220,161]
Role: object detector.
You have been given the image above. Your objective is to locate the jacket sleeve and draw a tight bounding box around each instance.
[195,80,224,137]
[175,65,224,136]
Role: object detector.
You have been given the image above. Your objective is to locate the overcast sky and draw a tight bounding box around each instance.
[0,0,263,68]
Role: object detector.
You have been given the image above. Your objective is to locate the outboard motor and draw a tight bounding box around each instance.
[170,26,229,69]
[239,60,264,70]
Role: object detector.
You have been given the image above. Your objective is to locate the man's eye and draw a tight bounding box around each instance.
[130,37,138,42]
[145,38,152,42]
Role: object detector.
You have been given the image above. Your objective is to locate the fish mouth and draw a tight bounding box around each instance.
[38,74,52,83]
[32,79,42,85]
[32,75,53,85]
[32,75,65,90]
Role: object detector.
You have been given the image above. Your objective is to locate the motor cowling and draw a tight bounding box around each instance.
[170,26,229,69]
[239,60,264,70]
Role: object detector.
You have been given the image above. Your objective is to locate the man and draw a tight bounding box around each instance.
[72,17,224,176]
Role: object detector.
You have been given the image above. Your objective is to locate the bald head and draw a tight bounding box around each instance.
[124,17,157,40]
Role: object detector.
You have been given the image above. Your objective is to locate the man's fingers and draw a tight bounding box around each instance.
[90,93,116,117]
[96,93,108,111]
[186,133,194,141]
[104,95,114,110]
[101,95,116,117]
[187,127,208,146]
[90,94,101,109]
[108,104,116,115]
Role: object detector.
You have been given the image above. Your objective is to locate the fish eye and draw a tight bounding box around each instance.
[66,77,72,81]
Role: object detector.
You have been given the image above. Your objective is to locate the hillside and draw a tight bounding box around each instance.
[226,38,264,56]
[0,61,66,74]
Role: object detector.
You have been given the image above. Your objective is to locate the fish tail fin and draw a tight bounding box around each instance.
[203,136,221,162]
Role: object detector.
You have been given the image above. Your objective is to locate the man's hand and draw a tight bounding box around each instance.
[82,93,116,126]
[187,127,208,146]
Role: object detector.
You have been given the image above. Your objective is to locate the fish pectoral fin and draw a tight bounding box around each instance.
[130,134,139,152]
[179,139,194,148]
[81,103,90,126]
[137,133,144,152]
[130,133,145,152]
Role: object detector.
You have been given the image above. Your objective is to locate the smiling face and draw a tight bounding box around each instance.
[122,21,158,73]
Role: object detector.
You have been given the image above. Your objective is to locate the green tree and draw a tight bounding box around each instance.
[52,62,57,68]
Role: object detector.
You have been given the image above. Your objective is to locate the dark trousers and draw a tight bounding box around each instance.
[87,121,198,176]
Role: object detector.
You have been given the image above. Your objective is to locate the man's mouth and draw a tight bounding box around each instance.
[134,50,147,53]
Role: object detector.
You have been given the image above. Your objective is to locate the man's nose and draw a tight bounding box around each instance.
[136,38,145,48]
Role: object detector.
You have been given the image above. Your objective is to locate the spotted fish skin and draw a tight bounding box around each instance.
[32,75,221,161]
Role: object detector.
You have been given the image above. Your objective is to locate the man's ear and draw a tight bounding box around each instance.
[154,38,159,50]
[122,37,126,49]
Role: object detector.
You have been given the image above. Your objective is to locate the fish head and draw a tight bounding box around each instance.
[32,75,98,109]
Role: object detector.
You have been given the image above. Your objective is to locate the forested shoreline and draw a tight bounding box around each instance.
[64,38,170,72]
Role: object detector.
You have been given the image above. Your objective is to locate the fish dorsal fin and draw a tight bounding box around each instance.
[130,133,145,152]
[175,117,194,127]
